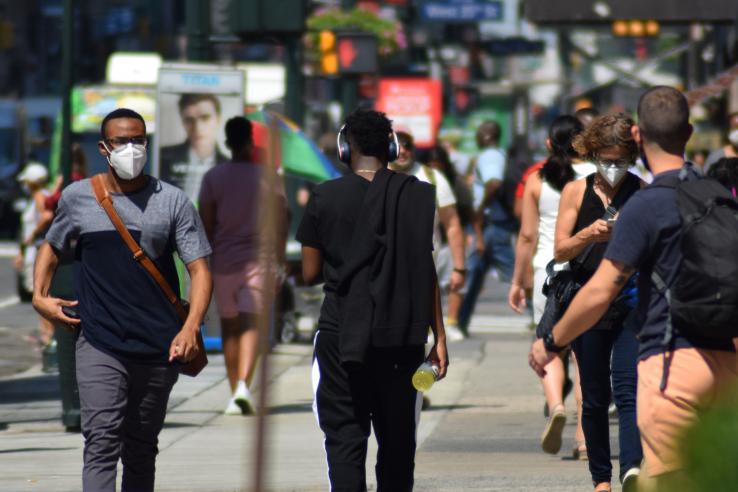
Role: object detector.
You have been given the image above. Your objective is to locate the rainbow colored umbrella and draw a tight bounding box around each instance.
[246,110,341,182]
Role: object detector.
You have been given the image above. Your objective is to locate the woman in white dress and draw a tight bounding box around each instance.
[508,116,596,457]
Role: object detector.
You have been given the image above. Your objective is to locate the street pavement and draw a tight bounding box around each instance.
[0,252,627,491]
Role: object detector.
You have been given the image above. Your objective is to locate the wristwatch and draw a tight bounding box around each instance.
[543,331,566,353]
[453,267,467,274]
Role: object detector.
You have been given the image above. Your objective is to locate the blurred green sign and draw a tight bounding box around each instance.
[72,86,156,134]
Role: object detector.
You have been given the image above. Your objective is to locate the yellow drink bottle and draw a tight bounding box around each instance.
[412,362,439,392]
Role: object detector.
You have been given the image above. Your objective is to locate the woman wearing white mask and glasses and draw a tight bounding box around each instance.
[553,114,645,492]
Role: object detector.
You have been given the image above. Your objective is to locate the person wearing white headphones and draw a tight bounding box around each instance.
[297,109,447,491]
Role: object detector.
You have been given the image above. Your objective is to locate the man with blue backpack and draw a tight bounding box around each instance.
[529,86,738,487]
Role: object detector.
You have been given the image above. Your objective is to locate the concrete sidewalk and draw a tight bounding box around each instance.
[0,313,626,491]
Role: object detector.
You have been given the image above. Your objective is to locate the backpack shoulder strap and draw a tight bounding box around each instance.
[651,267,675,392]
[90,175,187,321]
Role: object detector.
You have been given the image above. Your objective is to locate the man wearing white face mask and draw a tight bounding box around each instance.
[31,108,213,492]
[704,112,738,174]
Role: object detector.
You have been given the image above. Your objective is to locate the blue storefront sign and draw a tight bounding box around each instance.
[420,0,503,23]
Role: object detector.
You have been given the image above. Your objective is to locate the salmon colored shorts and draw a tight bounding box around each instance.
[637,347,738,477]
[212,262,265,319]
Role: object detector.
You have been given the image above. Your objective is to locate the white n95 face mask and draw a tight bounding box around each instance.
[596,162,629,187]
[106,143,147,180]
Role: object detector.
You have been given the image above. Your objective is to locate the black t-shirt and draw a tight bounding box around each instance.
[573,173,640,285]
[604,168,735,360]
[296,174,370,333]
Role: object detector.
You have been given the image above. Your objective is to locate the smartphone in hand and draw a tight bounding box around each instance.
[61,306,80,320]
[607,218,617,229]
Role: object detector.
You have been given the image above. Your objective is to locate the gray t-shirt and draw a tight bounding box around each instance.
[46,176,212,364]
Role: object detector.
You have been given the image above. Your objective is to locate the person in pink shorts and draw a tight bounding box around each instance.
[199,116,288,415]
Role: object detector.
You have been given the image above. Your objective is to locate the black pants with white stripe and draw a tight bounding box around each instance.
[312,331,424,492]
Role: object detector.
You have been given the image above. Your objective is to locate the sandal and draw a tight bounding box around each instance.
[541,404,567,454]
[572,441,588,461]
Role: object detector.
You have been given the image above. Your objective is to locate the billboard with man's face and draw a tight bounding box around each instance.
[154,67,244,203]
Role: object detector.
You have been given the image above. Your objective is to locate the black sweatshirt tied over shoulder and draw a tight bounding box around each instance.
[336,167,436,367]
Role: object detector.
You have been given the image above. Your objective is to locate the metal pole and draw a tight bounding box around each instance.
[557,30,573,113]
[285,36,305,126]
[60,0,73,184]
[252,113,282,492]
[54,0,81,432]
[341,0,358,117]
[186,0,211,61]
[341,77,359,118]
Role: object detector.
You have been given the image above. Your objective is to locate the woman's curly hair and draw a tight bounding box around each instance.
[572,113,638,163]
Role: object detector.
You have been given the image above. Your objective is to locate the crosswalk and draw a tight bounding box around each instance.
[0,242,19,257]
[468,314,532,334]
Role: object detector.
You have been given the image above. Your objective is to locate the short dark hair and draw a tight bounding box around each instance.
[637,86,690,151]
[476,120,501,147]
[344,109,393,163]
[100,108,146,139]
[225,116,253,152]
[178,93,221,115]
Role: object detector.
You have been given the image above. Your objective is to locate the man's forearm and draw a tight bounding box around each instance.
[33,242,59,299]
[472,212,484,238]
[429,267,445,341]
[185,260,212,330]
[445,213,465,270]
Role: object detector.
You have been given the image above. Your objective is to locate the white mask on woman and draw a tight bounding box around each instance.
[105,143,147,180]
[596,162,629,187]
[728,128,738,147]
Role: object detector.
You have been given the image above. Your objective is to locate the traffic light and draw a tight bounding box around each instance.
[612,20,660,37]
[318,32,378,75]
[319,30,338,75]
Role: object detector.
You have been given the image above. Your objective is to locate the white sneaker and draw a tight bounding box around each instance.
[233,381,257,416]
[445,323,466,342]
[622,466,640,492]
[224,397,242,415]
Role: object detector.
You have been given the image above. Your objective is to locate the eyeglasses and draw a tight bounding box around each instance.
[595,158,630,167]
[104,137,148,148]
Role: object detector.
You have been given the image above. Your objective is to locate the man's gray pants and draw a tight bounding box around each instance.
[76,333,178,492]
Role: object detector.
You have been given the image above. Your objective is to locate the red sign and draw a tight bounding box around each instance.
[375,78,443,147]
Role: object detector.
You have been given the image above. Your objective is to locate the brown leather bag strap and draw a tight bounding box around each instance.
[91,175,188,321]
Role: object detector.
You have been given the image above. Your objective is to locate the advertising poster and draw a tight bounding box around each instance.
[155,66,244,203]
[375,78,442,147]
